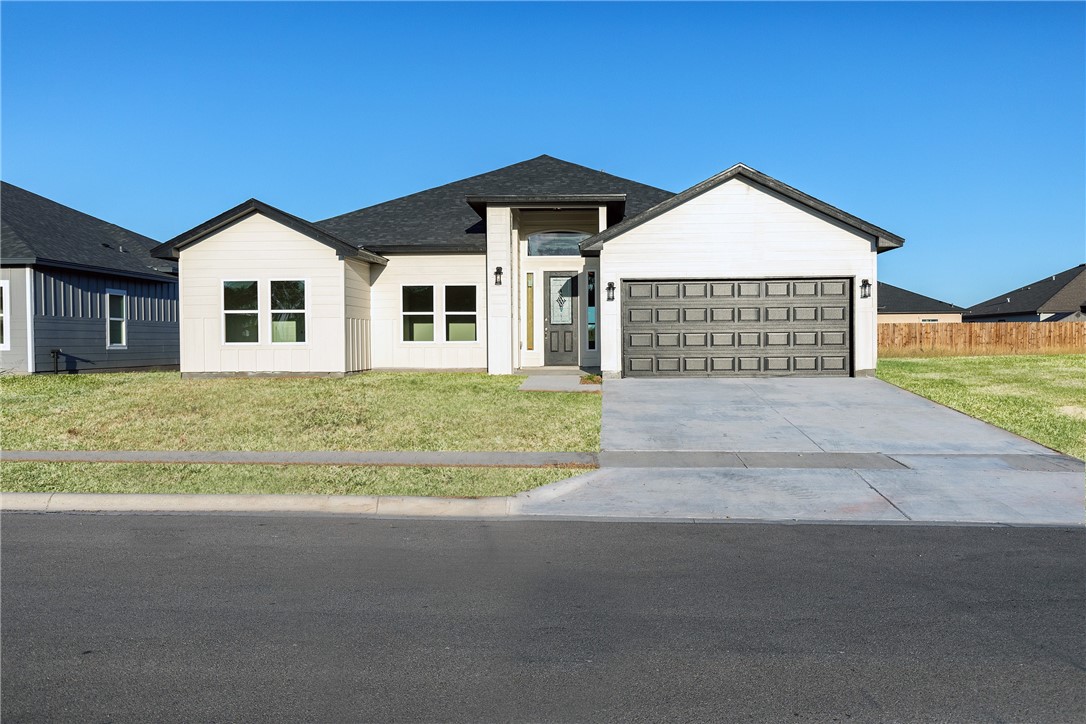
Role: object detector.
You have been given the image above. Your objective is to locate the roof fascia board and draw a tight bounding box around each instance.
[581,164,905,252]
[30,259,178,282]
[369,245,486,255]
[155,200,387,266]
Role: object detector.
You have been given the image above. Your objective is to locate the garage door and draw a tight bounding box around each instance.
[622,278,851,377]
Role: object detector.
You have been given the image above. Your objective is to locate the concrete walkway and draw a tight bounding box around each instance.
[518,374,600,393]
[519,378,1085,526]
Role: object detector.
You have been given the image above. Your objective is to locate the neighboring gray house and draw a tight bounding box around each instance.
[1,182,179,373]
[154,155,905,379]
[965,264,1086,322]
[877,282,964,323]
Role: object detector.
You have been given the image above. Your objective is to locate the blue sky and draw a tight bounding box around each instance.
[2,1,1083,307]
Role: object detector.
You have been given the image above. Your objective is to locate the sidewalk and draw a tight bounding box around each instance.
[3,449,1082,525]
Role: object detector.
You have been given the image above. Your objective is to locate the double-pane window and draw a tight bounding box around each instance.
[107,291,127,347]
[403,286,434,341]
[445,286,477,342]
[271,281,306,343]
[224,281,258,343]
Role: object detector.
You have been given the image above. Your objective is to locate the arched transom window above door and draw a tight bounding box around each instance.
[526,230,591,257]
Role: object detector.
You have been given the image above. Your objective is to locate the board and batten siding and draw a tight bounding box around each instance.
[178,213,348,374]
[370,253,487,369]
[0,267,30,373]
[27,267,178,373]
[344,258,372,372]
[598,177,880,375]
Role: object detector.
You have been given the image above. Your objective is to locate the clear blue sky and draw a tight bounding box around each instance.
[3,1,1083,307]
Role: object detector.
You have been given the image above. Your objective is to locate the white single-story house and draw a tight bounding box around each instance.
[151,156,904,378]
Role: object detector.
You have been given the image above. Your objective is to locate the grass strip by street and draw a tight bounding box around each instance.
[0,462,577,498]
[0,371,601,453]
[877,354,1086,460]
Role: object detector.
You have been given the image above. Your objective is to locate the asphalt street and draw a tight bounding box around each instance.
[2,513,1083,723]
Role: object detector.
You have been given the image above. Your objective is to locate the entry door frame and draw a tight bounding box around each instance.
[543,271,579,366]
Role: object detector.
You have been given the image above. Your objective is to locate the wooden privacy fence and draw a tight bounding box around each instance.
[879,321,1086,357]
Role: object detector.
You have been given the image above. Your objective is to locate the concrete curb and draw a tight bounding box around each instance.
[0,492,512,517]
[1,450,599,468]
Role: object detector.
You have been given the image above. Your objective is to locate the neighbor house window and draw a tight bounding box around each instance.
[271,280,306,343]
[586,272,596,351]
[403,286,434,341]
[527,230,590,256]
[106,289,127,348]
[921,318,938,323]
[223,281,259,343]
[445,286,477,342]
[0,280,10,351]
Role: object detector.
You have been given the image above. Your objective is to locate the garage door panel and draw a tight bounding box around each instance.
[622,277,851,377]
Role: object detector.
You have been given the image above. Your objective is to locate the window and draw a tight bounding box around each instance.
[106,289,127,348]
[403,286,434,341]
[527,230,590,257]
[526,273,535,350]
[223,281,259,343]
[0,280,9,351]
[271,280,306,343]
[586,271,596,351]
[445,286,477,342]
[921,318,938,323]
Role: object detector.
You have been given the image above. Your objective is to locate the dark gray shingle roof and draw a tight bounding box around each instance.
[317,155,675,253]
[965,264,1086,318]
[1,181,175,279]
[877,282,964,314]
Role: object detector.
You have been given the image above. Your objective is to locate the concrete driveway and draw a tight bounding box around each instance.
[520,378,1084,525]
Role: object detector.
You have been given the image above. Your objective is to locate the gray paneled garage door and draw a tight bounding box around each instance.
[622,278,851,377]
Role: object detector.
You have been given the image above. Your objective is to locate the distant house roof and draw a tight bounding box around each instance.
[152,198,387,265]
[1,181,176,280]
[317,155,675,253]
[580,163,905,253]
[965,264,1086,319]
[878,282,964,314]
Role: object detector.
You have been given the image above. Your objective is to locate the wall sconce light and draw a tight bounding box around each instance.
[860,279,871,298]
[606,281,616,302]
[494,266,503,286]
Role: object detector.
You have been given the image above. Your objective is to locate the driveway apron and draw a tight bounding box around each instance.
[519,377,1083,525]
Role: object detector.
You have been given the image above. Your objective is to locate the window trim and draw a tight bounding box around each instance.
[401,284,436,344]
[222,279,260,346]
[105,288,127,349]
[526,229,592,258]
[400,283,480,344]
[443,284,479,344]
[268,278,309,346]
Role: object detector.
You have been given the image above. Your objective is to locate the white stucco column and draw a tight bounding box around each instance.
[598,247,622,377]
[485,206,514,374]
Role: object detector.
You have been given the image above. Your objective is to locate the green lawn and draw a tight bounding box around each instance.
[877,355,1086,459]
[0,371,597,497]
[0,371,600,452]
[0,462,575,498]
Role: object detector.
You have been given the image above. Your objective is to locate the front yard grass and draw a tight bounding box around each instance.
[1,463,576,497]
[877,354,1086,460]
[0,371,601,452]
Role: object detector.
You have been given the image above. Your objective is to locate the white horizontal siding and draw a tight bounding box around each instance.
[179,213,346,373]
[370,253,487,369]
[599,177,880,374]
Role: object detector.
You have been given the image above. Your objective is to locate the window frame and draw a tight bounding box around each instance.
[526,229,592,258]
[400,284,481,344]
[443,284,478,344]
[105,288,127,349]
[268,278,309,346]
[401,284,436,344]
[222,279,260,345]
[0,280,10,352]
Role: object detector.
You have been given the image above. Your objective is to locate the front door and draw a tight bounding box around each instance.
[544,272,578,366]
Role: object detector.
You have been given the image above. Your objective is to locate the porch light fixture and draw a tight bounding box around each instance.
[494,266,503,286]
[606,281,616,302]
[860,279,871,298]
